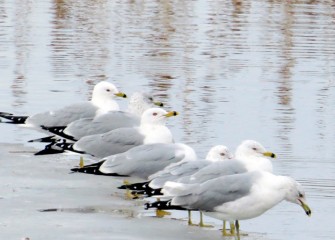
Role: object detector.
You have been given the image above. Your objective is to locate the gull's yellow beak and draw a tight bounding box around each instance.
[298,198,312,217]
[114,92,127,98]
[263,151,276,158]
[154,101,164,107]
[164,111,179,117]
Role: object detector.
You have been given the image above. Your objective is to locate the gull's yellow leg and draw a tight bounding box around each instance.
[155,198,171,218]
[198,212,213,228]
[188,210,196,225]
[79,156,84,168]
[222,221,228,236]
[155,209,171,218]
[230,221,236,235]
[222,221,236,236]
[122,180,138,200]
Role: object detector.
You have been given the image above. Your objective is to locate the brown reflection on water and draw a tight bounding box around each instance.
[50,0,112,85]
[273,2,295,154]
[11,0,32,107]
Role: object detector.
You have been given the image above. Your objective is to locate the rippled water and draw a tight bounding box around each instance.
[0,0,334,239]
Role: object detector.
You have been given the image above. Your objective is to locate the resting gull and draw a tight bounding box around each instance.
[35,108,178,157]
[0,81,126,127]
[71,143,197,180]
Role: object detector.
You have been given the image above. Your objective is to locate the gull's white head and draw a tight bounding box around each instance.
[206,145,234,162]
[235,140,276,172]
[128,92,164,116]
[140,108,178,125]
[91,81,127,111]
[235,140,276,160]
[283,177,312,217]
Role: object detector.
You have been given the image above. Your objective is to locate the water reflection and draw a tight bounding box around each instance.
[273,2,295,154]
[50,0,113,83]
[12,0,32,107]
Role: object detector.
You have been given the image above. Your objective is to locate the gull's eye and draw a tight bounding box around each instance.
[106,89,110,92]
[252,147,257,151]
[149,97,153,101]
[220,153,225,156]
[152,112,158,116]
[299,193,304,198]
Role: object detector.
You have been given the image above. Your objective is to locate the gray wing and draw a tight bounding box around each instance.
[149,160,211,189]
[73,127,145,158]
[64,118,94,139]
[185,160,248,184]
[99,143,185,179]
[26,102,97,127]
[64,111,140,139]
[172,171,259,211]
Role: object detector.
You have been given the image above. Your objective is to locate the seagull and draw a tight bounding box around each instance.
[71,143,197,179]
[147,170,311,240]
[0,81,127,128]
[35,108,178,157]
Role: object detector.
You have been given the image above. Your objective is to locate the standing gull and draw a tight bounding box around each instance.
[35,108,178,157]
[148,171,311,240]
[0,81,127,127]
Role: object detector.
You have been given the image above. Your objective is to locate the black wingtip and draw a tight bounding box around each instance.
[144,200,187,211]
[41,125,77,141]
[0,114,28,124]
[70,161,107,175]
[71,162,128,177]
[34,148,64,155]
[117,181,150,190]
[34,143,66,155]
[144,202,151,210]
[28,135,59,143]
[146,188,163,197]
[130,188,163,197]
[34,141,83,155]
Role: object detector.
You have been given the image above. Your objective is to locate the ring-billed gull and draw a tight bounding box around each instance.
[29,92,163,142]
[35,108,178,157]
[147,170,311,239]
[71,143,197,179]
[0,81,127,127]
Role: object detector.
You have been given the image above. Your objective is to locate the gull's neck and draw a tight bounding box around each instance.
[239,155,273,173]
[140,124,173,144]
[92,97,120,113]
